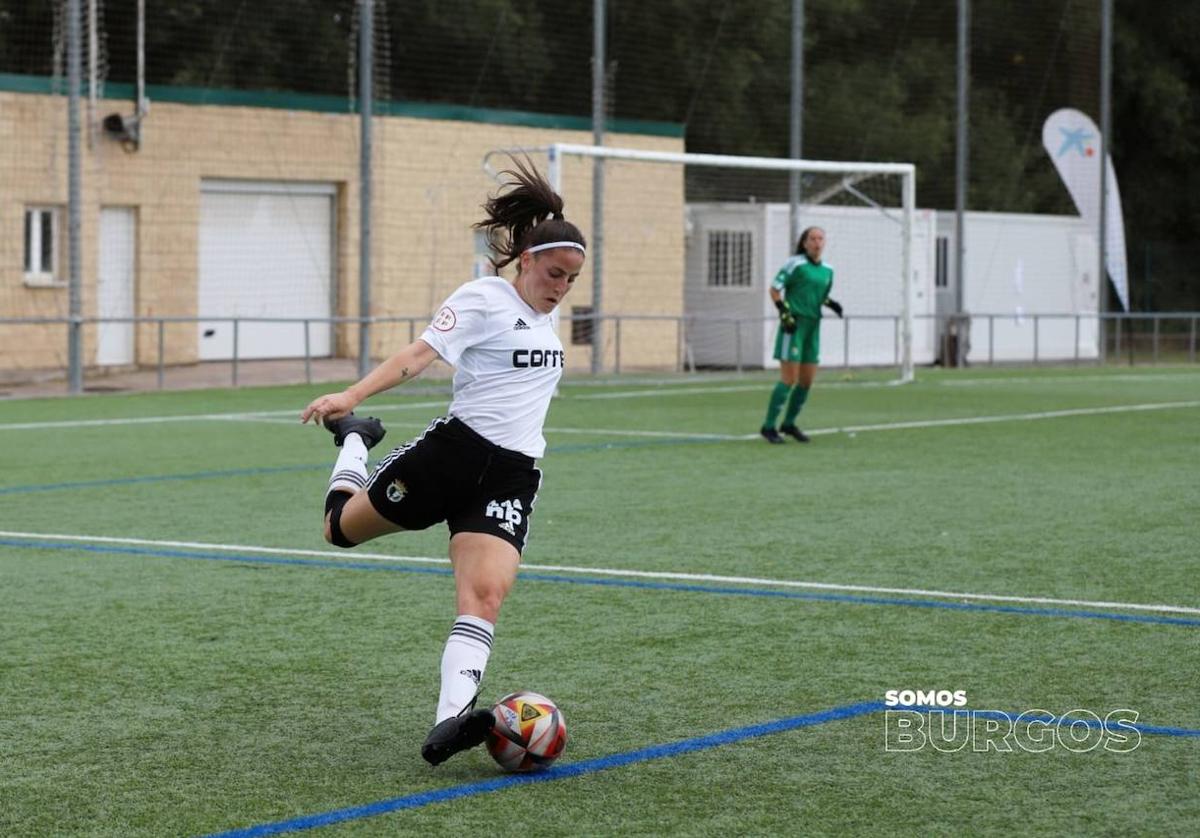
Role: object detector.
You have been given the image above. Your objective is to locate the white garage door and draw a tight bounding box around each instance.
[199,180,335,360]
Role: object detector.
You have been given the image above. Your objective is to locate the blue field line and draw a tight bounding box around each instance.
[0,537,455,577]
[199,701,882,838]
[0,463,325,495]
[514,572,1200,627]
[3,536,1199,628]
[200,698,1200,838]
[545,435,738,454]
[0,436,742,496]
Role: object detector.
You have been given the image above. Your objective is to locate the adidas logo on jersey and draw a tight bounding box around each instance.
[513,318,530,330]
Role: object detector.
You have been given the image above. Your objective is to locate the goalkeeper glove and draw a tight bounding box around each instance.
[825,298,844,319]
[775,299,797,333]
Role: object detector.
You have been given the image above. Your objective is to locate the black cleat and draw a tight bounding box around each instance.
[323,413,387,449]
[779,424,810,443]
[421,707,496,766]
[760,427,786,445]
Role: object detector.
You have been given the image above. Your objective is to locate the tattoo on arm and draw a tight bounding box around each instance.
[400,367,410,380]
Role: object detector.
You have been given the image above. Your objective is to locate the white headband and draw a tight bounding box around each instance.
[526,241,586,255]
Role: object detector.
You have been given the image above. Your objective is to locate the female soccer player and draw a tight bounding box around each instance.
[760,226,844,444]
[300,158,585,766]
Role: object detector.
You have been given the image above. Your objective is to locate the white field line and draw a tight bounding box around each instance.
[3,369,1197,432]
[569,370,1200,400]
[1,399,1197,438]
[939,371,1200,387]
[562,399,1200,441]
[0,401,451,431]
[547,427,743,439]
[2,368,1197,431]
[823,400,1200,435]
[2,529,1198,617]
[306,419,744,440]
[570,382,876,400]
[191,419,750,440]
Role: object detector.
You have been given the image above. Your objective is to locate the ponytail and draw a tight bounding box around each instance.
[475,155,587,273]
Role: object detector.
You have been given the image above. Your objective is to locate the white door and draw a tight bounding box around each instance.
[1071,233,1101,358]
[198,181,334,361]
[97,207,136,365]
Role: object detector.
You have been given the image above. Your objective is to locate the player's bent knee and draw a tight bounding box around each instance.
[467,580,513,618]
[324,491,359,549]
[475,590,508,617]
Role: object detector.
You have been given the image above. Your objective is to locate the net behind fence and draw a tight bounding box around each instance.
[7,1,1189,396]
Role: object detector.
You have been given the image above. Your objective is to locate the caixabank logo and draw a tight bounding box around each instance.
[883,689,1141,753]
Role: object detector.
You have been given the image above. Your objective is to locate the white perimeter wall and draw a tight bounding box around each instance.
[685,204,1099,367]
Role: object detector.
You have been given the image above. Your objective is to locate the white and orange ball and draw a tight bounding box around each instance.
[486,691,567,772]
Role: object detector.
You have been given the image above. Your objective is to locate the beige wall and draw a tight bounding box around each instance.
[0,90,685,374]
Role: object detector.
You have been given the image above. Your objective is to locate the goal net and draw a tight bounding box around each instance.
[487,144,929,382]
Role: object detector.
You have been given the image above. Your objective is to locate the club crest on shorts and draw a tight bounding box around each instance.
[386,479,407,502]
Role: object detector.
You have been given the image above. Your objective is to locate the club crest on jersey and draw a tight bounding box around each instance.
[431,306,457,332]
[386,479,407,502]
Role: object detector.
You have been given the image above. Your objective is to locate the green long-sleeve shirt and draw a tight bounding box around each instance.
[771,255,834,319]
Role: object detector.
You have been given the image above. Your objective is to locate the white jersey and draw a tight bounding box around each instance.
[419,276,564,458]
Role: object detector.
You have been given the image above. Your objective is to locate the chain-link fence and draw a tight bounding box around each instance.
[7,1,1186,396]
[0,0,1104,210]
[2,311,1195,397]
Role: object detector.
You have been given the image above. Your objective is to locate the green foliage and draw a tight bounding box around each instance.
[0,0,1196,305]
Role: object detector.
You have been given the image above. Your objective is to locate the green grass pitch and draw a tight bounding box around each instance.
[1,366,1198,836]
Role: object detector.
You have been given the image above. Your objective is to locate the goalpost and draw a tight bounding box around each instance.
[486,144,923,383]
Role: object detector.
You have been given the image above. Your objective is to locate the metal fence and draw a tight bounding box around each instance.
[2,312,1198,395]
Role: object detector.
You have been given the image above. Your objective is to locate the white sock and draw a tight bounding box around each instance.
[326,432,368,498]
[435,614,495,724]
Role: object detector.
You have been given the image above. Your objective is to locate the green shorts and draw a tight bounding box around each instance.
[773,318,821,364]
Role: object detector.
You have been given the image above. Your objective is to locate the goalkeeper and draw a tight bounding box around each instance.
[760,226,843,444]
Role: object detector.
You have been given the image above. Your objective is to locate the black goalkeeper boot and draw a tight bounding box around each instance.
[779,424,810,443]
[760,426,786,445]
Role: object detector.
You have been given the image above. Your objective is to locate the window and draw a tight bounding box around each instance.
[24,206,61,284]
[935,236,949,288]
[707,230,753,288]
[571,305,594,346]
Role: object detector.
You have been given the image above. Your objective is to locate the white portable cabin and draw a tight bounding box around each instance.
[684,203,1099,368]
[937,211,1100,363]
[684,202,938,370]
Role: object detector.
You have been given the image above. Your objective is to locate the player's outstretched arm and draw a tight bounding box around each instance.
[301,339,439,425]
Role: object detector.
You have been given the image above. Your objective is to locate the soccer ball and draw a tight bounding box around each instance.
[486,691,567,772]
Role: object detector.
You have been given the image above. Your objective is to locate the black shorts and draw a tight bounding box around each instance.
[364,416,542,553]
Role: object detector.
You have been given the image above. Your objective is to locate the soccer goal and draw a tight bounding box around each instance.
[484,144,931,382]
